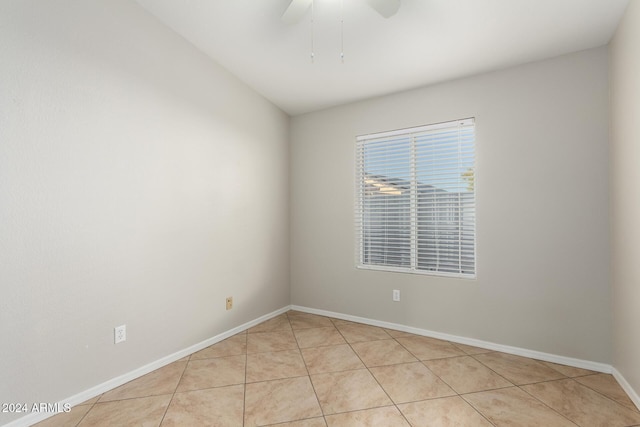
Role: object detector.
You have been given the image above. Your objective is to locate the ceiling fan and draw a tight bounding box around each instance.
[282,0,401,24]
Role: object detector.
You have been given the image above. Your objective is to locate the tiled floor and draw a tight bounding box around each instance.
[36,311,640,426]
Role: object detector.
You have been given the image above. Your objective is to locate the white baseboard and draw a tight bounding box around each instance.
[3,306,292,427]
[291,305,612,374]
[612,367,640,411]
[8,304,638,426]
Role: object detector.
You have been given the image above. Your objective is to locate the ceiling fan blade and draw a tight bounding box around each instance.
[366,0,401,18]
[281,0,312,24]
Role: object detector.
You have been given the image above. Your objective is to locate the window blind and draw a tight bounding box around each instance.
[355,118,476,278]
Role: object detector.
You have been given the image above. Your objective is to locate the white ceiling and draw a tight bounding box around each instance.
[135,0,628,116]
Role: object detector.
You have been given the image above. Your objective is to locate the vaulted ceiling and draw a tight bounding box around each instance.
[135,0,628,115]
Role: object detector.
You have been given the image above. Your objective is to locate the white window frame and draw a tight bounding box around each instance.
[355,118,476,279]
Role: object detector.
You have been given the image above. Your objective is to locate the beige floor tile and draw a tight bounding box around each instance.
[310,369,392,414]
[247,330,298,353]
[246,349,308,383]
[54,312,639,427]
[325,406,410,427]
[522,378,640,426]
[245,377,322,426]
[473,352,566,385]
[463,387,576,427]
[248,314,292,333]
[176,355,245,392]
[335,323,391,343]
[190,334,247,360]
[575,373,639,411]
[290,313,334,329]
[351,339,418,367]
[98,361,187,402]
[301,344,365,374]
[396,335,465,360]
[294,327,346,348]
[452,342,493,355]
[383,328,416,338]
[540,361,596,378]
[424,356,513,394]
[265,418,327,426]
[398,396,493,427]
[78,395,171,427]
[330,318,358,327]
[161,385,244,426]
[33,404,93,427]
[370,362,455,403]
[78,395,101,406]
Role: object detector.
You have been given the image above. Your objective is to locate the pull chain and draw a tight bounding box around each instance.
[309,0,345,63]
[340,0,344,62]
[310,0,315,63]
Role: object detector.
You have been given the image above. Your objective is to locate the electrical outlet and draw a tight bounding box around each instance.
[226,297,233,310]
[393,289,400,302]
[114,325,126,344]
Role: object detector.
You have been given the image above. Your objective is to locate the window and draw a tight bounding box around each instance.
[355,118,476,278]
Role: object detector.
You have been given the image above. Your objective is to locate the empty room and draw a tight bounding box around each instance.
[1,0,639,426]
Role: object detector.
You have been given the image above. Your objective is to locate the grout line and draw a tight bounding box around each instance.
[288,310,327,423]
[390,338,471,425]
[457,392,500,427]
[72,399,99,427]
[517,383,581,426]
[418,359,459,394]
[567,377,640,413]
[242,331,248,427]
[156,359,189,427]
[335,323,411,423]
[467,353,527,386]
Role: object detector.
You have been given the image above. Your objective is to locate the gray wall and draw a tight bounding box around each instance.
[610,0,640,397]
[290,47,611,363]
[0,0,289,423]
